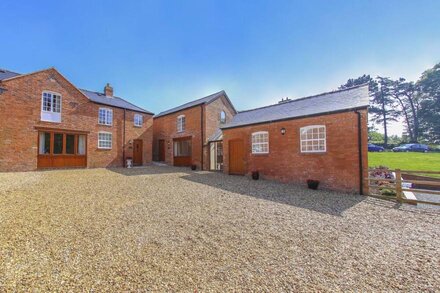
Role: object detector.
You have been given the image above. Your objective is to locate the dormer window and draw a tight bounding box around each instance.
[220,111,226,124]
[177,115,185,132]
[41,91,61,122]
[98,108,113,126]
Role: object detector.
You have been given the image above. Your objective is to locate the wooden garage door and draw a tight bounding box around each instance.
[229,139,245,175]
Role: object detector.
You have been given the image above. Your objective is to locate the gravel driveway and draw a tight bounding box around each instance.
[1,166,439,291]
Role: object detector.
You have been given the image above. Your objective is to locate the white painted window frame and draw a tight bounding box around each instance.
[177,115,185,132]
[41,91,62,122]
[98,108,113,126]
[300,125,326,153]
[98,131,112,149]
[134,114,143,127]
[251,131,269,154]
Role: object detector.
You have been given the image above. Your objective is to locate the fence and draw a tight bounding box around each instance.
[366,169,440,206]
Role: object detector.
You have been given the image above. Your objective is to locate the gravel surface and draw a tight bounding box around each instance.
[1,166,439,291]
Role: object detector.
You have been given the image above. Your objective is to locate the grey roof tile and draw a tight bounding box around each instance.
[0,69,20,80]
[80,89,153,114]
[221,84,369,129]
[154,90,228,118]
[208,128,223,142]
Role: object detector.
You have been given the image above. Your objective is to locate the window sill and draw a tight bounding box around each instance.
[97,147,112,150]
[98,124,113,127]
[300,151,327,155]
[134,125,142,128]
[40,119,61,123]
[251,152,269,156]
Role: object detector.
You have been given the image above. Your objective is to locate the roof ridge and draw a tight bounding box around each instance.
[237,84,368,114]
[155,90,225,116]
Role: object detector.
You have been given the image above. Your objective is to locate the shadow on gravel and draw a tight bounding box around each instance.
[180,171,366,217]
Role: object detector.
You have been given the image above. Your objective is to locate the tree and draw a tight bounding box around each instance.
[388,78,420,142]
[368,77,400,147]
[417,63,440,143]
[368,131,384,143]
[338,74,373,89]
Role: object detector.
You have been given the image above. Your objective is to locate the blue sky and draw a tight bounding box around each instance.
[1,0,439,134]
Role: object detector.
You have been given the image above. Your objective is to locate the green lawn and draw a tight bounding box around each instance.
[368,152,440,176]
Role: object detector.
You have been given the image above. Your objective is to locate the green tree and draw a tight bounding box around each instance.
[368,131,384,143]
[369,77,400,147]
[417,63,440,143]
[340,75,399,147]
[389,78,420,142]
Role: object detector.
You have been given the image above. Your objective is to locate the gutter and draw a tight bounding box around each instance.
[200,104,204,170]
[123,109,126,166]
[355,110,364,195]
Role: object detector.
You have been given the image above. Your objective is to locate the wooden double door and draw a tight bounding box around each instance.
[228,139,245,175]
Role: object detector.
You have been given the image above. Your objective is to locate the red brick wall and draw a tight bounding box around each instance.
[153,106,203,168]
[0,68,153,171]
[203,96,236,170]
[153,94,236,170]
[222,110,369,193]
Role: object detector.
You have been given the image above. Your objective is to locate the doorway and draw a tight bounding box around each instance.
[228,139,245,175]
[158,139,165,161]
[210,141,223,171]
[133,139,143,166]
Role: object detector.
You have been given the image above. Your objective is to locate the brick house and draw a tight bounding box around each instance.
[153,91,237,170]
[221,85,369,194]
[0,67,153,171]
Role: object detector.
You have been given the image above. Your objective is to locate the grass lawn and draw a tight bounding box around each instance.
[369,152,440,176]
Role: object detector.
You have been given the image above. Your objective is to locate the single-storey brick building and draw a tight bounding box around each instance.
[221,85,369,194]
[0,67,153,171]
[153,91,236,170]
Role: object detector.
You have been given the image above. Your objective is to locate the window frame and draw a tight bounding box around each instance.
[177,115,186,133]
[134,113,143,127]
[41,91,62,122]
[98,131,112,149]
[220,111,226,124]
[98,108,113,126]
[300,125,326,153]
[251,131,269,154]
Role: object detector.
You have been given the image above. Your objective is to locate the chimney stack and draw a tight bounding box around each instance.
[104,83,113,97]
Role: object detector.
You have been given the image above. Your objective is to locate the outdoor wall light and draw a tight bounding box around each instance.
[281,127,286,135]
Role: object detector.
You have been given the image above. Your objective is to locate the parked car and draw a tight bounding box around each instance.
[368,143,384,152]
[392,143,429,153]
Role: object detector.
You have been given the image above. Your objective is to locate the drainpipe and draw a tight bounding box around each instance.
[123,108,126,167]
[200,104,204,170]
[355,110,363,195]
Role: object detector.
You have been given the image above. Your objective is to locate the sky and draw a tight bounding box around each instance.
[1,0,439,135]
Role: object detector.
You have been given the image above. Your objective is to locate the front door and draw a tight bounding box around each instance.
[229,139,245,175]
[158,139,165,161]
[133,139,143,166]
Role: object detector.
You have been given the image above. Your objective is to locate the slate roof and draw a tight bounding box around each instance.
[155,90,235,118]
[0,68,153,114]
[80,89,153,114]
[221,84,369,129]
[0,69,20,80]
[208,128,223,142]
